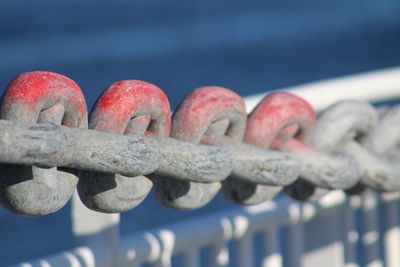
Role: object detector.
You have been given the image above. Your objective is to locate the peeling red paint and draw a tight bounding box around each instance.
[1,71,87,128]
[245,92,316,150]
[90,80,171,137]
[172,86,247,144]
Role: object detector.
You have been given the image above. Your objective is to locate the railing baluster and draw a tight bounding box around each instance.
[382,194,400,267]
[343,196,360,267]
[236,233,253,267]
[362,192,383,267]
[182,248,200,267]
[262,227,282,267]
[287,204,304,267]
[232,215,254,267]
[209,242,230,267]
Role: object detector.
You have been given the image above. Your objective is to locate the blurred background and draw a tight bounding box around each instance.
[0,0,400,265]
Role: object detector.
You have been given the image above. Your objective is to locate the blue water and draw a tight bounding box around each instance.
[0,1,400,265]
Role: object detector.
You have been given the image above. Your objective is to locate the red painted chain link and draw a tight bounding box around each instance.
[0,71,87,215]
[154,86,246,210]
[78,80,171,213]
[245,92,315,149]
[248,93,359,201]
[222,93,314,205]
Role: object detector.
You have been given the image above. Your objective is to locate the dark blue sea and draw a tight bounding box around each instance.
[0,1,400,265]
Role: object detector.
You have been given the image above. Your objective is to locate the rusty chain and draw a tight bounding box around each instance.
[0,71,398,216]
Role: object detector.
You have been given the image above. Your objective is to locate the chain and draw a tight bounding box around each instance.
[0,71,398,216]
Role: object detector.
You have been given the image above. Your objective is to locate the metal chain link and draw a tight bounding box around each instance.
[0,71,87,216]
[0,71,399,216]
[78,80,170,213]
[154,86,245,210]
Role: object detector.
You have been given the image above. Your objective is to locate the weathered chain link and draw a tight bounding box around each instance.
[78,80,170,213]
[0,72,87,216]
[0,71,398,216]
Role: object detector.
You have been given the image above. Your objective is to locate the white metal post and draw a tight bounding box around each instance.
[343,196,360,267]
[262,227,283,267]
[361,192,383,267]
[382,193,400,267]
[71,192,120,266]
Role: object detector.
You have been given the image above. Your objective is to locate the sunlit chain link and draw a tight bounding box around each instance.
[0,71,398,216]
[244,93,360,202]
[0,72,88,216]
[222,93,302,205]
[77,80,171,213]
[153,87,299,210]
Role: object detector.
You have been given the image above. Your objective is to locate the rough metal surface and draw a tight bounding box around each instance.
[0,71,87,216]
[154,136,232,183]
[0,70,399,215]
[287,100,400,200]
[222,93,307,205]
[288,139,359,190]
[228,142,299,186]
[245,93,360,202]
[154,86,246,210]
[0,120,160,175]
[240,92,314,203]
[78,80,170,213]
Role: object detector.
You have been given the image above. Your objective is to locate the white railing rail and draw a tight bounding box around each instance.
[246,66,400,112]
[14,66,400,267]
[17,191,400,267]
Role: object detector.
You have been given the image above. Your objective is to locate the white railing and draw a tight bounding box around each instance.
[14,66,400,267]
